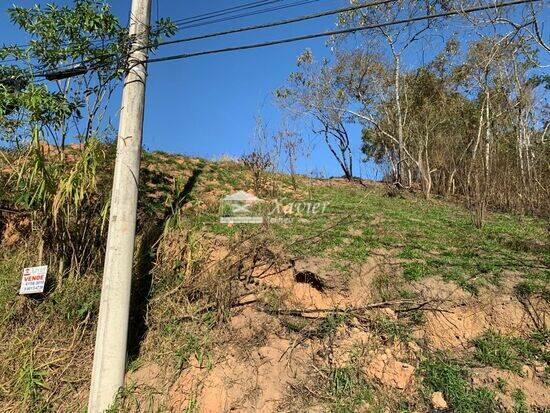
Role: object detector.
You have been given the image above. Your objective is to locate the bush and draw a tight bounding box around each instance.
[240,151,273,193]
[11,138,113,277]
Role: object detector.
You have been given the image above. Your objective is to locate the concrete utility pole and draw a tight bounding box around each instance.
[88,0,151,411]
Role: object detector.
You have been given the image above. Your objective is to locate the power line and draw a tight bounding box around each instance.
[0,0,326,65]
[1,0,540,82]
[151,0,397,49]
[0,0,294,51]
[172,0,324,30]
[171,0,286,26]
[3,0,386,75]
[145,0,539,64]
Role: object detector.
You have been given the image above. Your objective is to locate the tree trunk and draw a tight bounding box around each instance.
[483,91,491,182]
[394,54,406,186]
[467,101,485,190]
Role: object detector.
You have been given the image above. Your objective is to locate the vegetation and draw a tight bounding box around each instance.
[2,148,548,410]
[0,1,176,278]
[278,0,548,223]
[511,388,528,413]
[472,331,549,374]
[421,356,497,413]
[0,1,548,412]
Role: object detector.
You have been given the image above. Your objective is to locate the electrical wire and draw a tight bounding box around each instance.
[172,0,323,30]
[145,0,540,64]
[0,0,540,82]
[171,0,286,26]
[150,0,397,49]
[6,0,385,75]
[0,0,298,51]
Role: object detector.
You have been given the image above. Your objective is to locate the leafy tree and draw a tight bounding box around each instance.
[336,0,445,186]
[0,0,176,276]
[0,0,176,150]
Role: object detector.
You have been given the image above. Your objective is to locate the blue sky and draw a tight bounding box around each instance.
[143,0,363,177]
[1,1,548,179]
[1,0,383,179]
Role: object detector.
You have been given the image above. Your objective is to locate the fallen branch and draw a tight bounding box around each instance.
[0,206,32,215]
[258,299,440,317]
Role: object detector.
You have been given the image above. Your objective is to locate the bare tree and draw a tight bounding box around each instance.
[277,50,355,181]
[273,124,307,189]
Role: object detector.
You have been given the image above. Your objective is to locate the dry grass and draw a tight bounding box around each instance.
[0,247,97,412]
[0,147,548,412]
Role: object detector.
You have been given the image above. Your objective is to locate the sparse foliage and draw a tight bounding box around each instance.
[277,50,355,181]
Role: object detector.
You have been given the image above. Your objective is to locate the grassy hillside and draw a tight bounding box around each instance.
[0,149,548,412]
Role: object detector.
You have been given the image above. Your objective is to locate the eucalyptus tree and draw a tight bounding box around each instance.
[277,49,355,180]
[336,0,446,186]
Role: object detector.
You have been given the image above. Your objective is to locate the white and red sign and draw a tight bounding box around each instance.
[19,266,48,295]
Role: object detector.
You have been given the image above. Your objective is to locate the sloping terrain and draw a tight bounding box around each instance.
[0,149,548,412]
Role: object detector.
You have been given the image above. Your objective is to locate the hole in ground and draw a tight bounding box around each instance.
[295,270,325,292]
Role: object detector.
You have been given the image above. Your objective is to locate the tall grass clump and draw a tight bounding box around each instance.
[10,133,113,280]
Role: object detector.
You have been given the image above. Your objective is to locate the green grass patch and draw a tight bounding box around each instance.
[514,280,550,301]
[282,312,350,339]
[472,331,548,373]
[421,356,497,413]
[403,261,429,281]
[175,331,212,371]
[370,316,411,342]
[511,388,528,413]
[329,367,373,413]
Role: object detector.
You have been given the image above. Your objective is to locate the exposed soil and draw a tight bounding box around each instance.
[413,278,548,350]
[125,249,549,412]
[472,367,550,411]
[168,307,312,412]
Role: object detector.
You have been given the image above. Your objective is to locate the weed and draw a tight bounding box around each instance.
[408,309,426,326]
[530,329,549,346]
[403,261,428,281]
[105,383,139,413]
[51,278,100,322]
[17,359,48,408]
[333,236,370,263]
[514,280,549,301]
[184,393,199,413]
[317,312,348,338]
[284,312,349,339]
[127,358,144,373]
[511,388,528,413]
[175,332,210,371]
[372,273,413,302]
[328,367,373,412]
[472,331,545,373]
[421,356,497,413]
[496,377,508,393]
[263,289,285,312]
[371,317,411,342]
[399,245,422,259]
[330,367,355,398]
